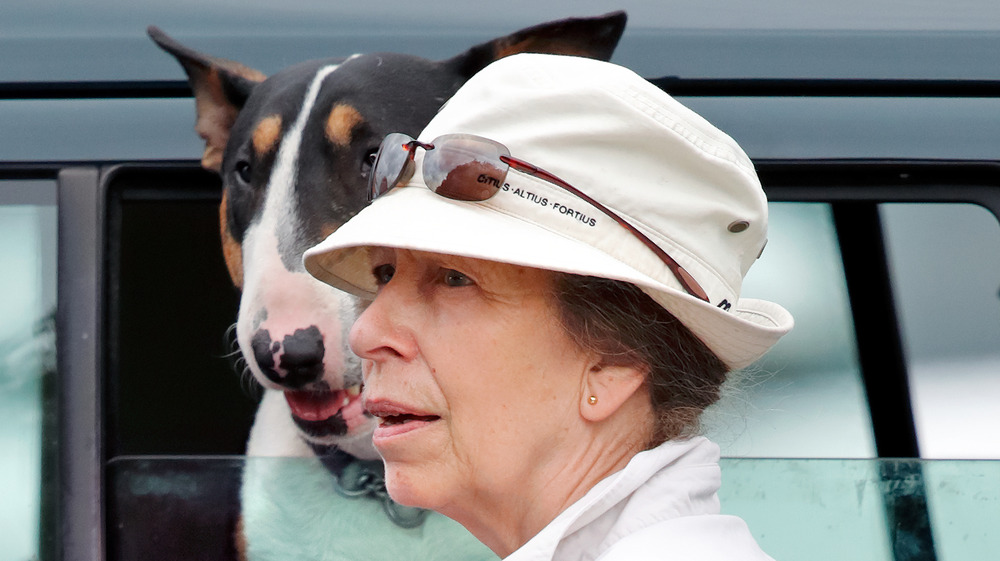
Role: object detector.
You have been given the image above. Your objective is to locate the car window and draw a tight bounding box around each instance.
[104,167,249,457]
[881,202,1000,459]
[920,460,1000,560]
[0,180,56,561]
[706,199,1000,462]
[720,457,999,561]
[705,202,877,458]
[103,454,999,561]
[720,458,893,560]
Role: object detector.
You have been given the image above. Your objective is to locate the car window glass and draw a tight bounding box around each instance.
[720,458,893,560]
[880,202,1000,459]
[103,170,247,457]
[105,455,998,561]
[720,457,999,561]
[0,180,57,561]
[704,202,877,458]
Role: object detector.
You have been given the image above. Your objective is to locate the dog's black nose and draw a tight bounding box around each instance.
[279,326,326,386]
[251,326,325,389]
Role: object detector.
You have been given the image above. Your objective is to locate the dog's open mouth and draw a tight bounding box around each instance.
[284,385,367,439]
[284,385,361,422]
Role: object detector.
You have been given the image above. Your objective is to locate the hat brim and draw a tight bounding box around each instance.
[304,186,792,370]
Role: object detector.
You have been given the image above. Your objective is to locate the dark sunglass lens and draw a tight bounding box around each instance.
[423,136,509,202]
[369,133,414,201]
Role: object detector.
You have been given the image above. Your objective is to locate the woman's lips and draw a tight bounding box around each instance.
[365,399,441,440]
[285,385,362,422]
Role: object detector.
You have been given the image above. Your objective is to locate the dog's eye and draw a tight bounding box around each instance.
[360,148,378,178]
[235,160,253,184]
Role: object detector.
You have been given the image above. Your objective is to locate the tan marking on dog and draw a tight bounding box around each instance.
[219,191,244,288]
[234,515,249,561]
[318,221,344,242]
[189,62,267,172]
[494,38,592,59]
[325,104,363,147]
[217,60,267,84]
[252,115,283,157]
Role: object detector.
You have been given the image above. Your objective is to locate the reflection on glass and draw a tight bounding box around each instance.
[721,458,892,560]
[922,460,1000,560]
[106,456,492,561]
[0,181,57,561]
[103,456,999,561]
[705,203,877,458]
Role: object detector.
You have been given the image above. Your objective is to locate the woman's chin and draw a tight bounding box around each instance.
[383,464,445,510]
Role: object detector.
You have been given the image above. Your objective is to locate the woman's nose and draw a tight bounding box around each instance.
[349,280,418,363]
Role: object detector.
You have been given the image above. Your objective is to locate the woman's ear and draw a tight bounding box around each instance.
[580,363,647,422]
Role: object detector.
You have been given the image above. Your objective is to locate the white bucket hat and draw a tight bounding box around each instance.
[304,53,793,370]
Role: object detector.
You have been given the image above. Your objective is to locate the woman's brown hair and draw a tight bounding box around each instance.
[553,274,729,446]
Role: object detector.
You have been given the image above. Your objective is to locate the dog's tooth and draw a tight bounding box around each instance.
[343,395,351,407]
[346,385,361,397]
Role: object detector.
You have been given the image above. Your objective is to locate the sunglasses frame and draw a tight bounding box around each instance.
[368,132,710,303]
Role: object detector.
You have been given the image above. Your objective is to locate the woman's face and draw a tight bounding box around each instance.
[350,248,595,514]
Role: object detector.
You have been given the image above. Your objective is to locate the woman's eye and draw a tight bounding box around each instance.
[235,160,253,184]
[443,269,473,287]
[372,263,395,285]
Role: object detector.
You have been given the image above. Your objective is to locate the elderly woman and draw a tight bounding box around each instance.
[304,54,793,560]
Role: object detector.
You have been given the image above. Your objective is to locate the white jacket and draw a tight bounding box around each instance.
[505,437,773,561]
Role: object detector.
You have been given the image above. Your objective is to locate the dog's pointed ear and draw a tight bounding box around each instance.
[443,11,627,79]
[148,26,267,172]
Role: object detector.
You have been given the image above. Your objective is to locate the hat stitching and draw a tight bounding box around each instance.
[728,307,786,330]
[645,292,784,369]
[618,85,758,180]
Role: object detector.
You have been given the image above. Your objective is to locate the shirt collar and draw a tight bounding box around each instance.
[504,437,722,561]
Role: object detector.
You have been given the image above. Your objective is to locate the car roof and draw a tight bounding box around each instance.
[4,0,1000,82]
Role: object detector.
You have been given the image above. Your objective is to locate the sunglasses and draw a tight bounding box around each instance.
[368,132,710,302]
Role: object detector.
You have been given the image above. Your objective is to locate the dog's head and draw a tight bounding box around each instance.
[149,13,626,455]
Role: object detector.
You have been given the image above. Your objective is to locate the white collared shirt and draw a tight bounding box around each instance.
[504,437,774,561]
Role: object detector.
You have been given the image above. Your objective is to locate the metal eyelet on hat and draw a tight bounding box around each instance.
[728,220,750,233]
